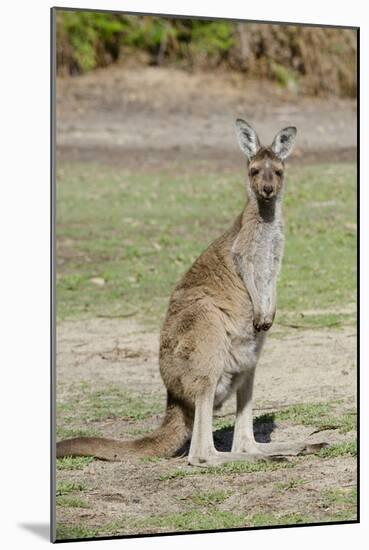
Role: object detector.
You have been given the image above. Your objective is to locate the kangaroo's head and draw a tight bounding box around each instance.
[235,119,297,201]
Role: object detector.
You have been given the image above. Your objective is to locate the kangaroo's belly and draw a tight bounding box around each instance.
[214,331,265,408]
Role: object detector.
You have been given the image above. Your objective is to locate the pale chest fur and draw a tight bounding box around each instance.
[253,221,284,310]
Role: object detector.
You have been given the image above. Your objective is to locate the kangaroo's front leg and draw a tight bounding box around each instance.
[264,241,283,329]
[263,280,277,330]
[233,234,271,332]
[242,260,272,332]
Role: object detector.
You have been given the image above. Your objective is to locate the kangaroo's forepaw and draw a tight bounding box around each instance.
[253,315,273,332]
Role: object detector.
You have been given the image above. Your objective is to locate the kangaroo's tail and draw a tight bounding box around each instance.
[56,393,192,461]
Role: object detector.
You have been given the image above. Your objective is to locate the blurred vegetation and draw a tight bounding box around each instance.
[56,10,357,97]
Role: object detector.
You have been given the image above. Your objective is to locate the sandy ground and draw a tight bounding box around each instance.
[56,66,357,169]
[57,318,356,411]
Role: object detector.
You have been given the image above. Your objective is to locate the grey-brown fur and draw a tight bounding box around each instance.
[57,120,326,465]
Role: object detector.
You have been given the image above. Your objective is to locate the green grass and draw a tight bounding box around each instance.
[56,524,99,540]
[102,511,248,533]
[318,441,357,458]
[213,417,234,430]
[55,509,327,539]
[215,401,356,438]
[323,487,357,507]
[94,511,254,534]
[56,161,356,326]
[56,456,95,470]
[58,385,164,423]
[141,510,245,531]
[257,402,356,434]
[187,490,231,506]
[249,512,307,526]
[320,487,357,522]
[56,495,91,508]
[56,426,102,439]
[127,426,153,436]
[159,459,293,481]
[275,478,306,491]
[56,481,86,496]
[140,456,162,463]
[56,513,246,540]
[322,510,357,522]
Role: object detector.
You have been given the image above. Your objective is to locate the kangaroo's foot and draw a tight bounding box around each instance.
[253,441,328,457]
[188,450,285,467]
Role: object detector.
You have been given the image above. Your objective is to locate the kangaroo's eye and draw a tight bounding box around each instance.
[275,169,283,177]
[250,168,259,177]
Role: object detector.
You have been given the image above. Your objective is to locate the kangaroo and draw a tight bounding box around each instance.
[57,120,326,466]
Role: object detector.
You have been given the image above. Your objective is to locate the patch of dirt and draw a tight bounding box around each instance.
[56,66,357,170]
[56,317,357,537]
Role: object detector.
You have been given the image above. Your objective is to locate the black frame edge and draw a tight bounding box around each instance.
[356,25,360,525]
[51,5,359,31]
[50,6,57,544]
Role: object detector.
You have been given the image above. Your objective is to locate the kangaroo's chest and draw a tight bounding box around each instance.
[253,225,283,289]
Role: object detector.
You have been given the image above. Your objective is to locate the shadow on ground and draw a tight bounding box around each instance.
[176,413,276,455]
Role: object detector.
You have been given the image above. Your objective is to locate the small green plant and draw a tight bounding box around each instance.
[318,441,357,458]
[259,402,356,434]
[205,459,294,475]
[56,495,90,508]
[58,273,87,291]
[159,469,193,481]
[188,490,231,506]
[56,426,102,439]
[56,481,86,496]
[213,417,233,430]
[56,524,99,540]
[191,21,235,57]
[271,62,299,92]
[127,426,152,436]
[159,459,293,481]
[140,455,162,463]
[56,456,95,470]
[319,487,357,522]
[139,510,247,531]
[58,386,164,424]
[249,512,307,527]
[57,11,124,72]
[322,487,357,507]
[275,478,306,491]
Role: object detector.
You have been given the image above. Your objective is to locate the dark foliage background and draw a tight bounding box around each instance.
[56,11,357,97]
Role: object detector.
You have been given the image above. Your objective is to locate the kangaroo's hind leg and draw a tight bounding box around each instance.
[232,369,327,457]
[188,382,270,467]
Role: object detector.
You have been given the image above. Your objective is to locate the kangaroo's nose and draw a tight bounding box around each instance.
[263,184,273,196]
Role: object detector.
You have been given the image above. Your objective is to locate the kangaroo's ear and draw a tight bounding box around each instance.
[235,119,261,160]
[271,127,297,160]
